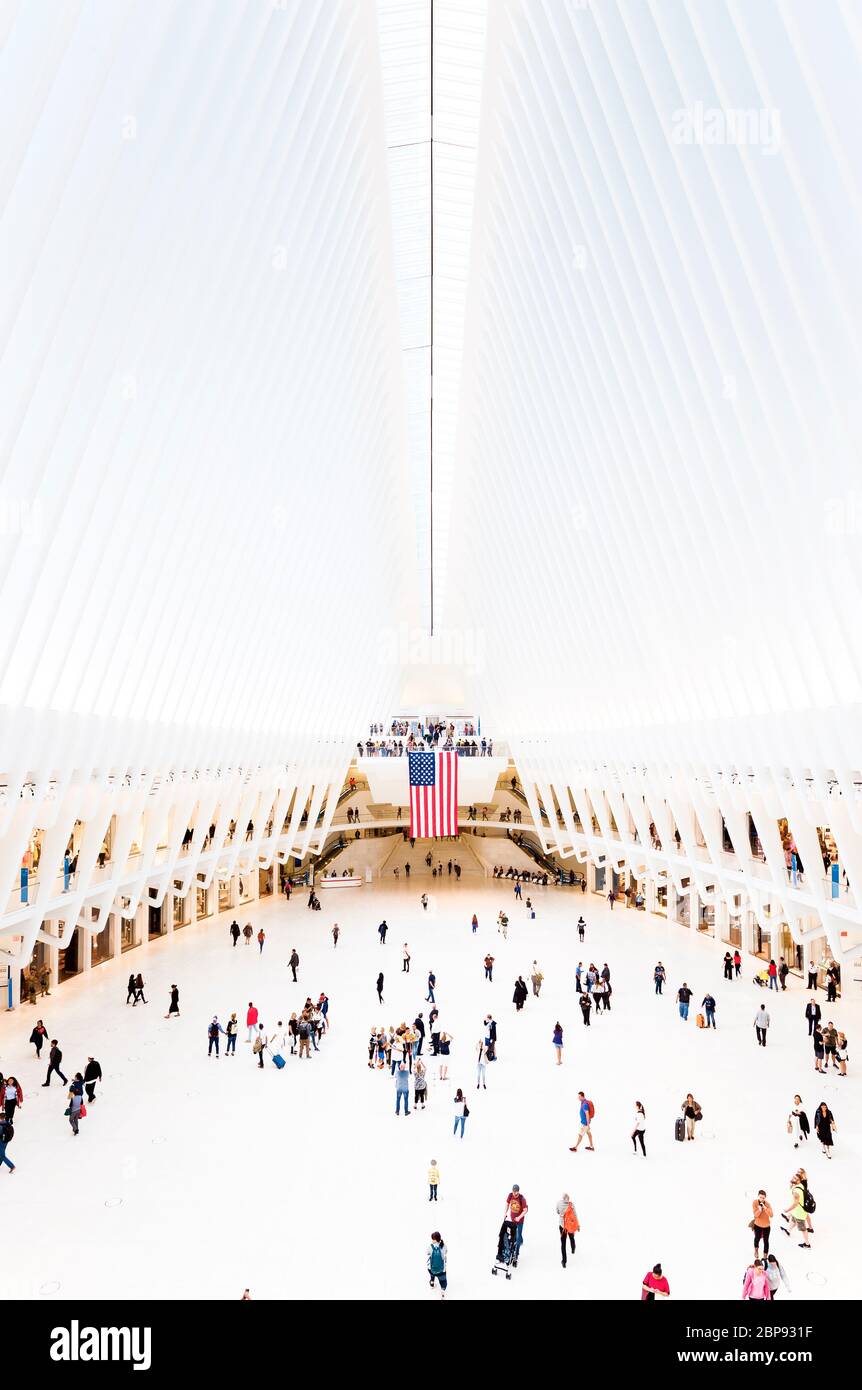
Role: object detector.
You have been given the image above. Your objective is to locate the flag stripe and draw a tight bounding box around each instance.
[408,750,459,840]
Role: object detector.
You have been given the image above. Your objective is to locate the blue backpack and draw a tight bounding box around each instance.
[429,1244,445,1275]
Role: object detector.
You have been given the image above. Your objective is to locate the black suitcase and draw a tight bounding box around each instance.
[675,1117,685,1143]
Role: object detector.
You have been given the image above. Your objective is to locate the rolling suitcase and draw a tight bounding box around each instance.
[695,1013,705,1029]
[272,1053,286,1069]
[675,1117,685,1142]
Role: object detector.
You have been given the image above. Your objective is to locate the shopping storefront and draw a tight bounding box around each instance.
[259,867,274,897]
[197,885,211,919]
[218,879,233,912]
[91,913,113,965]
[121,914,138,952]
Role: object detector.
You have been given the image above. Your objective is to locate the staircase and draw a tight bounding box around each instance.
[378,834,486,879]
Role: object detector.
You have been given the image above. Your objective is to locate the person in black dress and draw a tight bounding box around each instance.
[165,984,180,1019]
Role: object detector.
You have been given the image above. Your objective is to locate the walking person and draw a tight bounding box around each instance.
[165,984,180,1019]
[376,972,384,1005]
[257,928,265,954]
[476,1041,488,1089]
[778,958,789,991]
[631,1101,646,1156]
[242,924,253,946]
[579,992,592,1026]
[552,1022,563,1066]
[814,1101,836,1157]
[569,1092,595,1152]
[767,959,778,991]
[29,1019,48,1059]
[0,1113,15,1173]
[742,1259,771,1300]
[246,1002,259,1042]
[421,894,428,911]
[676,982,692,1021]
[514,880,522,900]
[765,1254,791,1299]
[332,923,340,947]
[133,973,147,1005]
[654,962,666,994]
[252,1026,267,1069]
[734,950,742,977]
[484,954,494,982]
[226,1013,238,1056]
[782,1175,811,1248]
[556,1193,579,1268]
[378,920,388,944]
[426,970,436,1003]
[789,1095,809,1148]
[427,1232,447,1297]
[208,1017,224,1057]
[754,1003,770,1048]
[428,1159,440,1201]
[126,973,137,1003]
[3,1078,22,1124]
[530,962,544,997]
[288,949,299,982]
[83,1057,102,1103]
[577,917,585,943]
[751,1190,773,1257]
[402,943,411,973]
[453,1088,468,1137]
[471,913,478,934]
[67,1074,84,1136]
[42,1040,67,1088]
[230,920,240,947]
[723,952,733,981]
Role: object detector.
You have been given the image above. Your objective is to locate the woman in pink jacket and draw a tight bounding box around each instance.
[742,1260,771,1300]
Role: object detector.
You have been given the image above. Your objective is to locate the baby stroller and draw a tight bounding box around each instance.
[492,1221,517,1279]
[753,969,769,988]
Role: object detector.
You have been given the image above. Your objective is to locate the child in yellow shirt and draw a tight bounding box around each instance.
[428,1160,440,1202]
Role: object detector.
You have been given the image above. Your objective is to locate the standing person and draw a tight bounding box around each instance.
[452,1089,468,1138]
[782,1177,810,1249]
[246,1002,259,1043]
[807,959,819,990]
[723,952,733,981]
[484,954,494,982]
[437,1032,452,1080]
[778,958,789,991]
[253,1026,267,1069]
[471,913,478,934]
[429,1007,441,1056]
[513,977,528,1012]
[579,992,592,1026]
[230,920,240,947]
[208,1017,223,1058]
[42,1040,67,1088]
[767,959,778,991]
[607,890,615,910]
[552,1022,563,1066]
[805,997,821,1036]
[530,963,544,997]
[654,962,666,994]
[426,970,436,1003]
[701,992,717,1029]
[484,1015,497,1062]
[297,1014,312,1059]
[395,1061,411,1117]
[3,1078,22,1123]
[514,880,522,900]
[0,1113,15,1173]
[575,962,583,993]
[83,1057,102,1103]
[577,917,586,943]
[288,949,299,982]
[67,1074,84,1136]
[242,924,253,946]
[428,1159,440,1201]
[332,923,340,948]
[427,1233,447,1297]
[476,1041,488,1089]
[378,920,388,944]
[29,1019,48,1059]
[504,1185,528,1262]
[676,982,693,1021]
[765,1254,791,1300]
[754,1004,770,1048]
[569,1092,595,1152]
[257,928,265,954]
[641,1264,670,1299]
[164,985,179,1019]
[751,1190,773,1257]
[126,973,137,1004]
[822,1021,839,1070]
[421,894,428,911]
[733,950,742,978]
[133,974,147,1005]
[742,1260,771,1300]
[402,943,411,973]
[631,1101,646,1156]
[413,1012,425,1056]
[681,1093,701,1141]
[814,1101,836,1157]
[789,1095,809,1148]
[414,1059,428,1110]
[556,1193,579,1268]
[225,1013,238,1056]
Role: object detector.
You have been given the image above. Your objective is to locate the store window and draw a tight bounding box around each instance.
[697,897,715,937]
[218,879,233,912]
[121,916,137,952]
[674,888,690,927]
[197,886,211,919]
[58,931,81,980]
[259,867,273,897]
[594,865,606,893]
[753,923,771,960]
[655,884,667,916]
[148,904,164,939]
[173,893,189,929]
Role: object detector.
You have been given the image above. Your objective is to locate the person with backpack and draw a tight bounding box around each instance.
[252,1025,267,1069]
[297,1013,312,1059]
[453,1089,468,1137]
[556,1193,579,1267]
[0,1113,15,1172]
[653,962,666,995]
[676,982,693,1021]
[631,1101,646,1156]
[781,1174,811,1248]
[29,1020,48,1058]
[569,1093,595,1152]
[208,1017,224,1057]
[225,1013,238,1056]
[427,1232,447,1296]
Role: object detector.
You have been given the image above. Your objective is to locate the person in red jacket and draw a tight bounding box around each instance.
[246,1002,259,1043]
[641,1264,670,1299]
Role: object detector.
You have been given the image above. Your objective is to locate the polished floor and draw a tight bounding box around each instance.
[0,881,857,1300]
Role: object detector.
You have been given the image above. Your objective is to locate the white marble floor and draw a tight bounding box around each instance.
[0,880,858,1301]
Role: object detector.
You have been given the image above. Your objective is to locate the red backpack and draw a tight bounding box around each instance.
[562,1203,579,1234]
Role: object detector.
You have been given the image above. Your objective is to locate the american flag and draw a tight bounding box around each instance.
[409,750,459,839]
